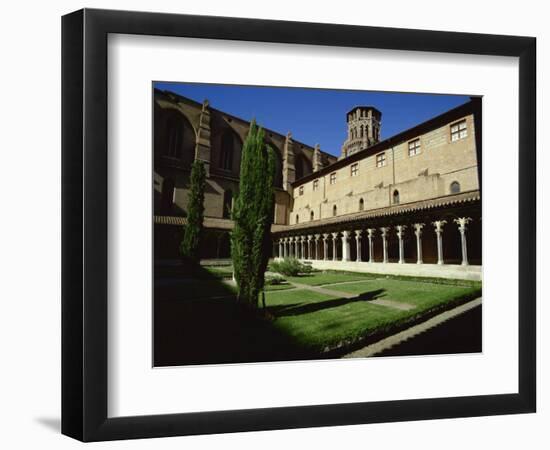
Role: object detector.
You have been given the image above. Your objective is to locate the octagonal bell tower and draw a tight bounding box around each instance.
[340,106,382,159]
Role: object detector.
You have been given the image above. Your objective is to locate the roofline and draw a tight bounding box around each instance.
[154,88,338,161]
[293,97,481,186]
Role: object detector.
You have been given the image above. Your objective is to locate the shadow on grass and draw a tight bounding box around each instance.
[269,288,386,317]
[154,263,313,366]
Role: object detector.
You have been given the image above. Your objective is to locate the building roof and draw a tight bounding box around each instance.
[347,105,382,116]
[274,189,481,234]
[293,98,480,186]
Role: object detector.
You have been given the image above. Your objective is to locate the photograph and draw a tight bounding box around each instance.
[153,83,483,367]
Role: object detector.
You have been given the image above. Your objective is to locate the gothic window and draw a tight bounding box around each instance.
[393,189,400,205]
[450,181,461,194]
[310,210,314,221]
[220,130,234,170]
[376,152,386,168]
[160,178,175,213]
[295,214,299,224]
[223,189,233,218]
[166,117,183,158]
[451,119,467,142]
[333,205,337,216]
[408,138,421,156]
[360,125,364,138]
[359,198,364,211]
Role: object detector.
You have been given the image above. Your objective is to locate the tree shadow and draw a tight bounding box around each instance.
[270,288,386,317]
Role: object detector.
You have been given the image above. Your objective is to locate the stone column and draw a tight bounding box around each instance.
[355,230,362,262]
[314,234,320,260]
[278,240,283,258]
[342,230,351,261]
[331,232,339,261]
[293,237,298,258]
[432,220,447,265]
[395,225,406,264]
[307,235,314,260]
[380,227,389,263]
[323,234,329,260]
[301,236,306,260]
[367,228,375,262]
[454,217,472,266]
[413,223,424,264]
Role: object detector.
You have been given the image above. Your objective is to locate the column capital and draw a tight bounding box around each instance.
[432,220,447,233]
[307,234,313,240]
[367,228,376,238]
[355,229,363,238]
[380,226,390,237]
[454,217,472,232]
[395,224,407,237]
[322,233,330,240]
[314,234,321,241]
[331,232,339,239]
[413,223,425,235]
[342,230,351,239]
[301,235,307,242]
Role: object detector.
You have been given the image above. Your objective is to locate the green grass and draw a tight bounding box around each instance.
[265,275,481,353]
[286,272,374,286]
[264,283,296,292]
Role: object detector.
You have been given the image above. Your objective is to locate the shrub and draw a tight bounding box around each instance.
[269,258,313,277]
[266,274,285,285]
[180,161,206,261]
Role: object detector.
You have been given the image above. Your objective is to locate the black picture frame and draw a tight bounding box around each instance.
[62,8,536,442]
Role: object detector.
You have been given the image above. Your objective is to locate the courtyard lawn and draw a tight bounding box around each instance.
[265,275,481,354]
[286,271,375,286]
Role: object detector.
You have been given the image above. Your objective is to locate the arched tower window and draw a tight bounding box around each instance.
[359,198,364,211]
[161,178,175,213]
[360,125,364,138]
[450,181,461,194]
[392,189,400,205]
[220,130,234,171]
[310,210,314,221]
[223,189,233,218]
[333,205,337,216]
[295,214,299,224]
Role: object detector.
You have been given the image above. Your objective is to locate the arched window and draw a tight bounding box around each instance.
[161,178,175,213]
[333,205,337,216]
[393,189,400,205]
[359,198,364,211]
[310,210,314,221]
[223,189,233,218]
[220,130,234,170]
[450,181,461,194]
[166,117,183,158]
[295,214,299,224]
[360,125,364,138]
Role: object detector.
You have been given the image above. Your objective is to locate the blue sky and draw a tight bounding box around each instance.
[154,81,470,157]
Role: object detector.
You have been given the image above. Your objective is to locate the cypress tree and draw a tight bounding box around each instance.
[180,160,206,262]
[231,121,276,308]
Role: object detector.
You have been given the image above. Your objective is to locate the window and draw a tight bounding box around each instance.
[408,138,421,156]
[299,186,304,196]
[332,205,337,216]
[160,178,175,213]
[451,120,467,142]
[220,130,234,170]
[376,152,386,168]
[351,163,359,177]
[393,189,400,205]
[310,211,314,221]
[295,214,299,224]
[166,118,183,158]
[450,181,461,194]
[359,198,364,211]
[222,189,233,218]
[313,179,319,191]
[330,172,336,184]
